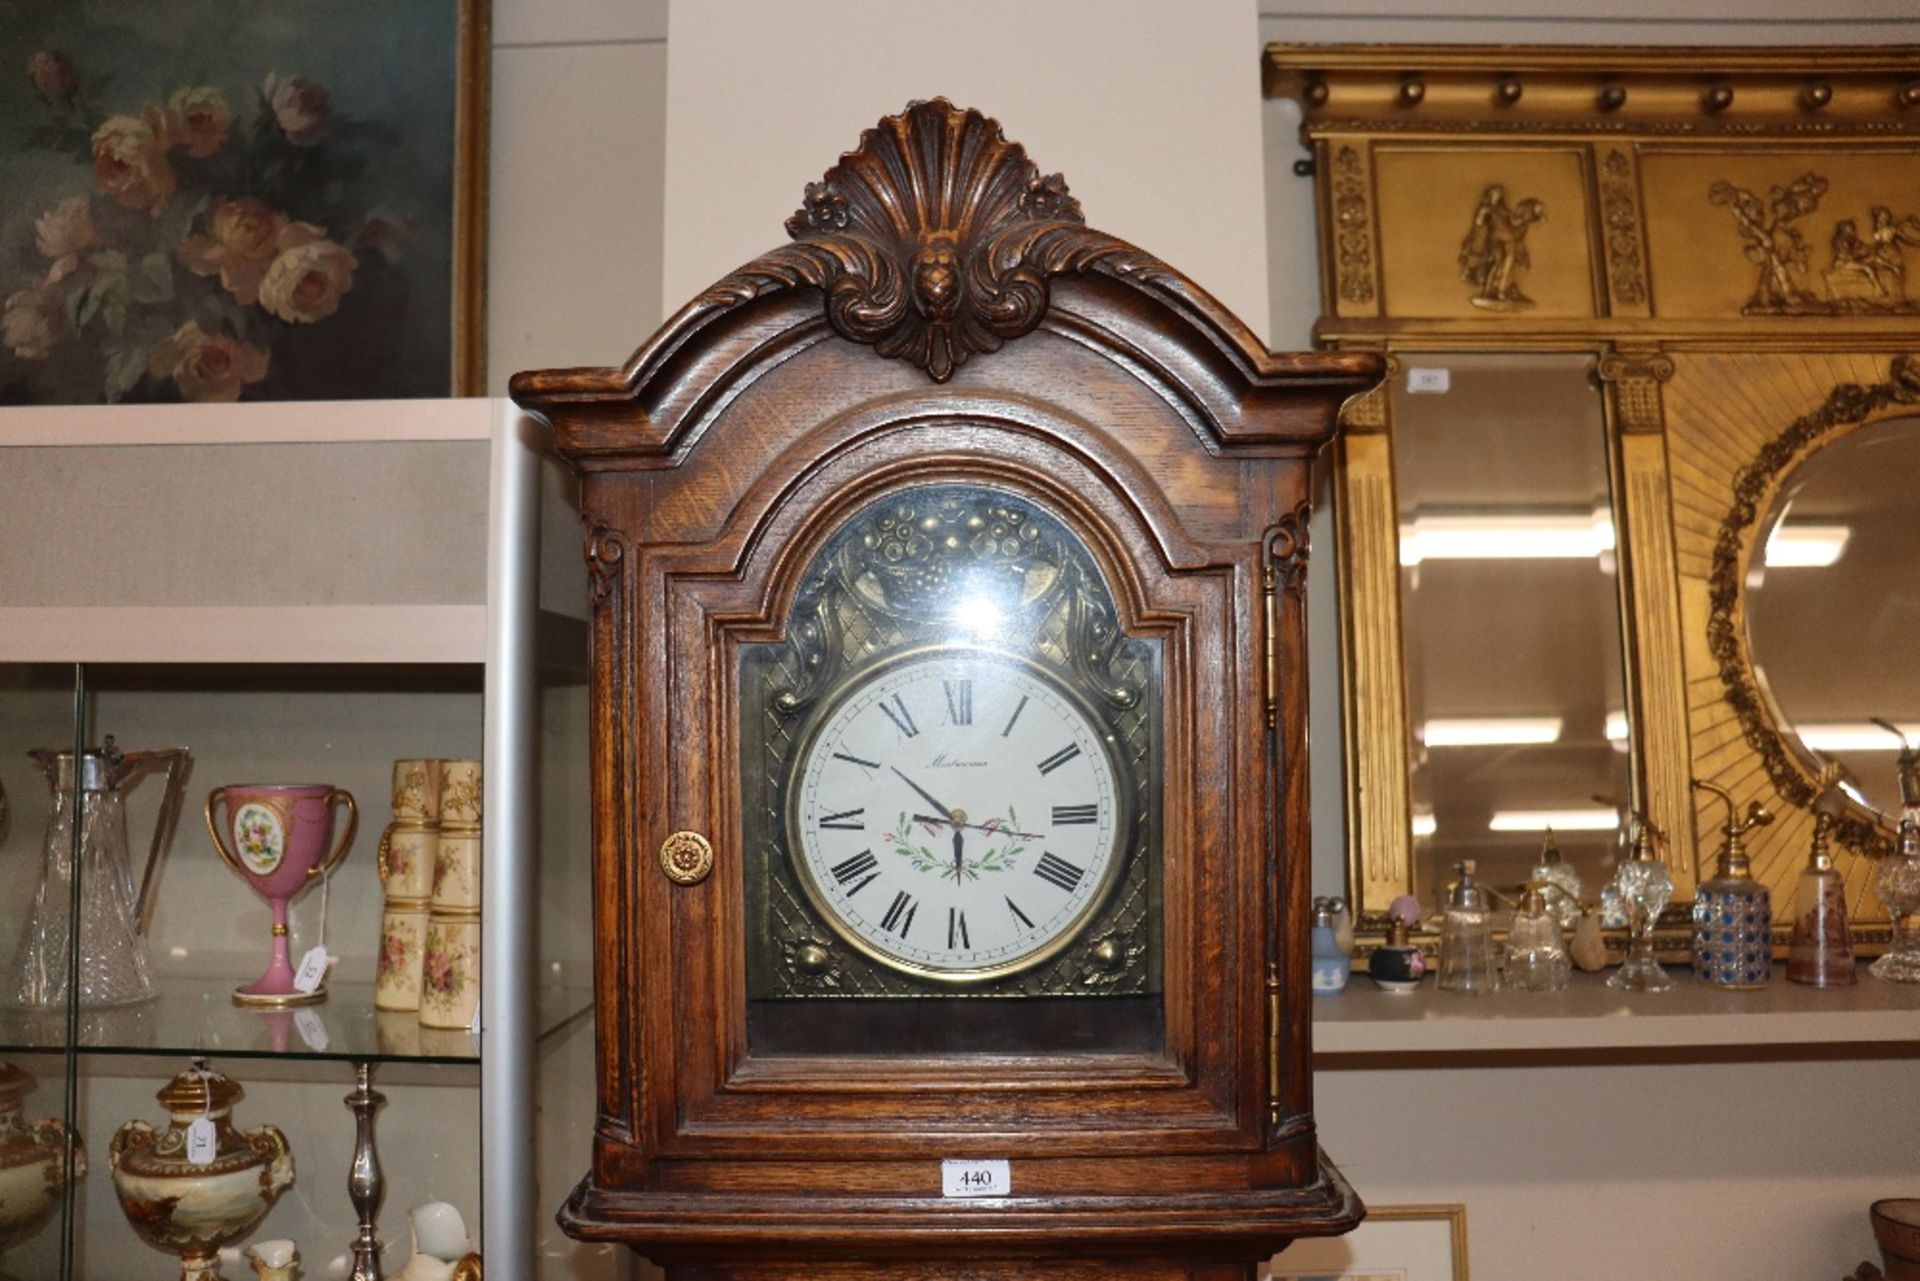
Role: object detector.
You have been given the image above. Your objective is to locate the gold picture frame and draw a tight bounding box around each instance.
[1268,1204,1470,1281]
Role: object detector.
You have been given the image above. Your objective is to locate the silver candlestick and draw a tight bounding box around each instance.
[346,1061,386,1281]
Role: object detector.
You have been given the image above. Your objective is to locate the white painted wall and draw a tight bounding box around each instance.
[662,0,1271,341]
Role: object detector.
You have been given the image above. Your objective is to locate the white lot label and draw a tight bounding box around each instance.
[1406,367,1451,394]
[941,1158,1010,1198]
[186,1117,217,1165]
[293,946,330,994]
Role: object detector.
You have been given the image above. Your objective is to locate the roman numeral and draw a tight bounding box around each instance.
[819,807,865,830]
[944,679,973,725]
[1001,694,1028,737]
[879,694,920,739]
[880,890,918,936]
[1036,743,1081,776]
[1052,803,1098,825]
[832,750,880,775]
[948,907,970,950]
[1005,896,1035,930]
[829,849,878,894]
[1034,851,1086,893]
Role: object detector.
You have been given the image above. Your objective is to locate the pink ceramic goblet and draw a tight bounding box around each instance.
[205,785,357,1007]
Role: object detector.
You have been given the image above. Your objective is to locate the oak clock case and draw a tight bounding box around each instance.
[510,99,1379,1275]
[740,483,1164,1056]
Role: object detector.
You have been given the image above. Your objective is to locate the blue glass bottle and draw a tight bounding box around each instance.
[1690,779,1775,988]
[1310,897,1349,995]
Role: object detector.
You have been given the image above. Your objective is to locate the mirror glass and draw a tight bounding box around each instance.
[1748,414,1920,818]
[1390,353,1633,909]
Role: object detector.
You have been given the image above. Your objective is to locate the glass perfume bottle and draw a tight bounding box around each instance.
[1367,916,1426,992]
[1528,830,1584,929]
[1437,861,1495,994]
[1690,778,1774,989]
[1871,722,1920,983]
[1871,816,1920,983]
[1309,897,1349,995]
[1607,816,1674,992]
[1787,811,1856,986]
[1505,881,1572,992]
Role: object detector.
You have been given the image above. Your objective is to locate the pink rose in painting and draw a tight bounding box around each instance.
[2,285,63,360]
[165,85,231,159]
[263,72,331,146]
[356,209,425,265]
[146,320,270,402]
[26,51,77,107]
[34,196,96,283]
[176,198,300,306]
[91,109,176,215]
[257,230,357,323]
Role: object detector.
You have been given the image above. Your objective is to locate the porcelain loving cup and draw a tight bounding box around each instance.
[205,784,356,1007]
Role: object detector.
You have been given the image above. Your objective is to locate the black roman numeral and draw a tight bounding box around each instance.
[880,890,917,936]
[1034,851,1086,893]
[1036,743,1081,776]
[1005,896,1035,930]
[948,907,970,950]
[879,694,920,739]
[1001,694,1028,737]
[944,679,973,726]
[1052,803,1098,825]
[832,750,880,775]
[819,807,865,830]
[829,849,878,894]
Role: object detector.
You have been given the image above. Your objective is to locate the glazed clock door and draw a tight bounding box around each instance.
[739,482,1162,1056]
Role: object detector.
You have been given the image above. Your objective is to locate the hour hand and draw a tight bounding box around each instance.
[891,767,958,822]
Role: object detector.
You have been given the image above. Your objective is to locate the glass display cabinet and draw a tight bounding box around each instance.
[0,401,611,1279]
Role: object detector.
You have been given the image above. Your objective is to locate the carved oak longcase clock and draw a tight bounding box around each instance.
[510,100,1380,1280]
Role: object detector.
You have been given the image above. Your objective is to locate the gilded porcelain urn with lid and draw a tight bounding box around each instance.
[109,1060,294,1281]
[0,1061,83,1280]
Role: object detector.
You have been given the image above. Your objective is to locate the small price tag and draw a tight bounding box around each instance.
[941,1158,1010,1198]
[293,1007,330,1053]
[1406,366,1451,394]
[186,1116,217,1166]
[292,946,330,995]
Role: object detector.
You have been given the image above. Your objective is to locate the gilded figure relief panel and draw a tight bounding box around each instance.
[1372,147,1596,320]
[1641,149,1920,321]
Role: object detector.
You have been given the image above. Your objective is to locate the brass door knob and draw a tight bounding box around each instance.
[659,831,714,886]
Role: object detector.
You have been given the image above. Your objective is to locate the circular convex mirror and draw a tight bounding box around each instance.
[1747,414,1920,819]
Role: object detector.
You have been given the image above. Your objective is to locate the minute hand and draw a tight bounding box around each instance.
[891,767,961,822]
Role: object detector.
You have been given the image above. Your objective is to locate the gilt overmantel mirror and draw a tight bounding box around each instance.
[1266,44,1920,940]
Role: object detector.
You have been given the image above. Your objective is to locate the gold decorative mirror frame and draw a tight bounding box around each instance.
[1266,44,1920,938]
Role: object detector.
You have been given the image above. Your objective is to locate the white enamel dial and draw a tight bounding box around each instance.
[788,648,1125,981]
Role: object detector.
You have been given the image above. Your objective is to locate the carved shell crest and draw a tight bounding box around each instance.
[711,98,1149,383]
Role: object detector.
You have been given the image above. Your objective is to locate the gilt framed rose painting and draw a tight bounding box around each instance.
[0,0,487,404]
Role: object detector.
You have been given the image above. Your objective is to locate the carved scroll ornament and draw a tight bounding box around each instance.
[699,99,1159,382]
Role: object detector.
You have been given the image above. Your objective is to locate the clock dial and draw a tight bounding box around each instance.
[789,649,1124,981]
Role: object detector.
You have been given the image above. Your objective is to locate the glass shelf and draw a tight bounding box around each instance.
[0,978,592,1066]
